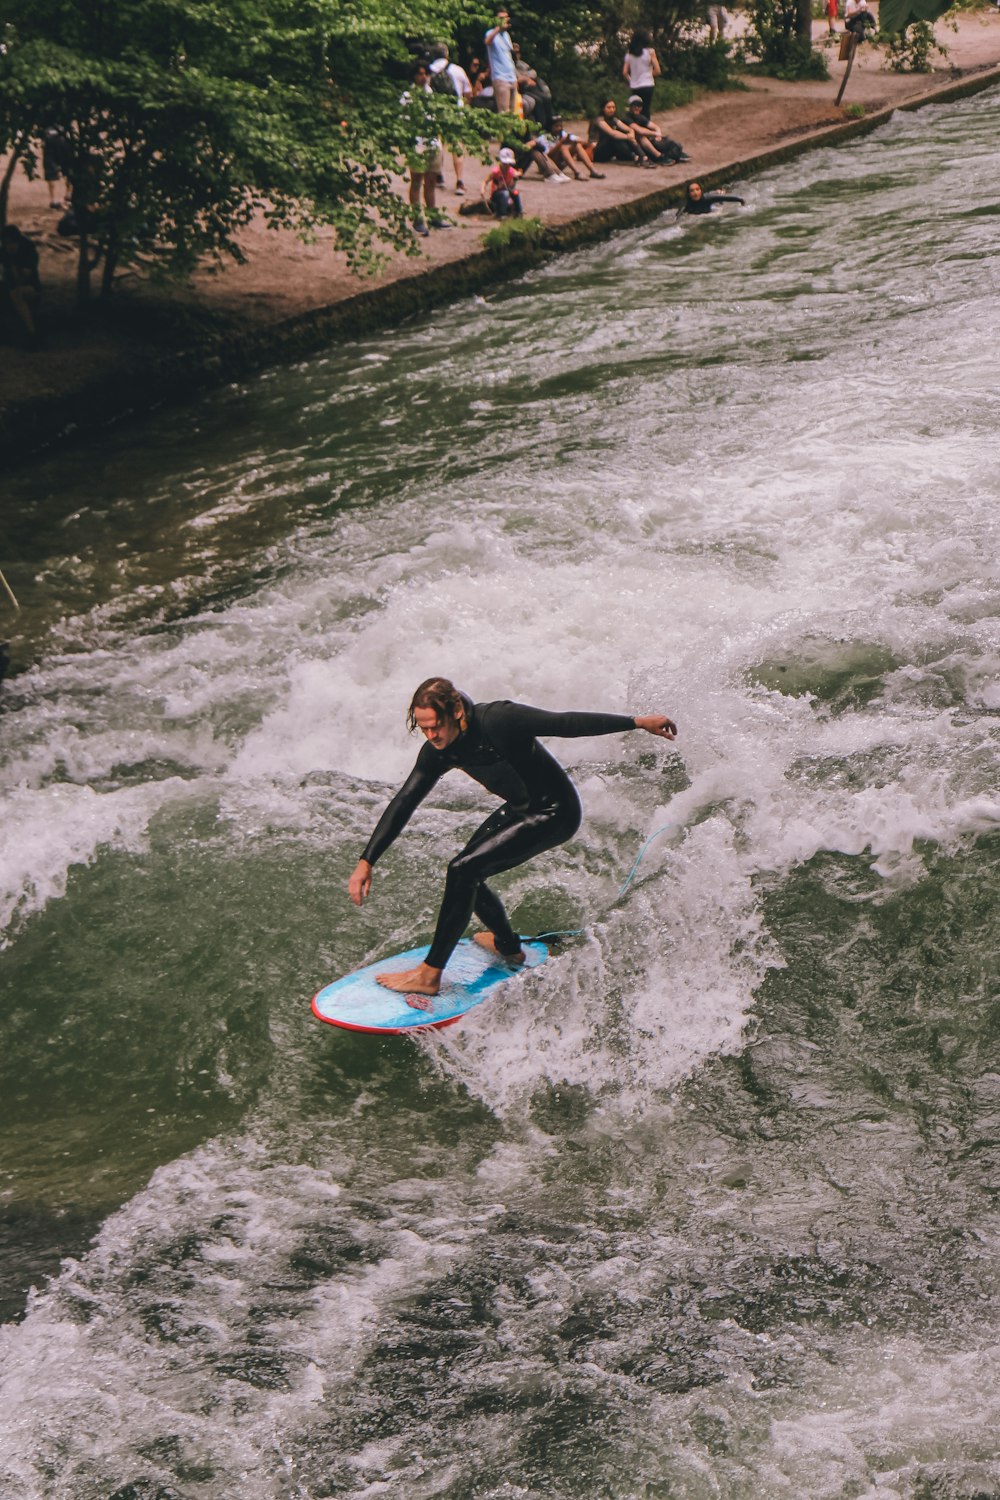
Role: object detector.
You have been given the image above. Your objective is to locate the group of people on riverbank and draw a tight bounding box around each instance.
[405,10,699,228]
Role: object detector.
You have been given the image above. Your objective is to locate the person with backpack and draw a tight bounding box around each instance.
[428,46,473,195]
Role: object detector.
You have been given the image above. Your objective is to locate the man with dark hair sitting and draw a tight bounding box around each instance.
[625,96,690,165]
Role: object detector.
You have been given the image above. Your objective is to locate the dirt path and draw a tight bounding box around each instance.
[3,13,999,453]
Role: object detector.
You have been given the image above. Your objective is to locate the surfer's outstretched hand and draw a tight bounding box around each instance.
[348,858,372,906]
[635,714,678,741]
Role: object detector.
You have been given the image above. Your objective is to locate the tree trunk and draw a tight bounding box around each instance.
[100,231,119,298]
[796,0,814,43]
[0,143,23,232]
[76,231,93,305]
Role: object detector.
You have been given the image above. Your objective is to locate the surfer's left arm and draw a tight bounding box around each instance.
[486,703,677,743]
[633,714,677,740]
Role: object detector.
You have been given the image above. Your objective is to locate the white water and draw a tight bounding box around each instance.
[2,90,1000,1499]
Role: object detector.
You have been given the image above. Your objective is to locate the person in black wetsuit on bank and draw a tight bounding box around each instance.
[348,677,678,1000]
[679,181,744,215]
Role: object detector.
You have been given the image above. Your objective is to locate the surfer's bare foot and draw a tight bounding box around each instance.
[376,962,441,996]
[473,932,526,965]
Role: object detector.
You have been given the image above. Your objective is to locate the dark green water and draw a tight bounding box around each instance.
[1,89,999,1500]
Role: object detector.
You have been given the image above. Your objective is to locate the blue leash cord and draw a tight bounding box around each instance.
[533,821,677,944]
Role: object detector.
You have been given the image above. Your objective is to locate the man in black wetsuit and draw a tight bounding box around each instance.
[348,677,677,998]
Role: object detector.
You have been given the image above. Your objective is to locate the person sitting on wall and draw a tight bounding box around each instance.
[625,96,690,164]
[510,132,570,182]
[844,0,877,37]
[548,118,606,180]
[588,99,647,166]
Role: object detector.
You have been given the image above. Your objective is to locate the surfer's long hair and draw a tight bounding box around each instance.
[407,677,468,733]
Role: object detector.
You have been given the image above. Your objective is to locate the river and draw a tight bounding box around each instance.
[1,88,999,1500]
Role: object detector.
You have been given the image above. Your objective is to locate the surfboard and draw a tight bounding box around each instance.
[312,937,549,1034]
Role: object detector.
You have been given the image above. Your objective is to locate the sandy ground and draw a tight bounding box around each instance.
[2,13,1000,421]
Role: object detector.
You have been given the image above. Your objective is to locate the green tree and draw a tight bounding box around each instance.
[0,0,496,302]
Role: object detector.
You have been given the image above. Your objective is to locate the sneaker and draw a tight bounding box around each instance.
[436,173,445,187]
[590,172,606,179]
[455,180,466,195]
[430,217,454,229]
[546,172,568,183]
[413,219,429,236]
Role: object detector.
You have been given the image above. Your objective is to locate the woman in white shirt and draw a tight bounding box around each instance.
[622,28,661,117]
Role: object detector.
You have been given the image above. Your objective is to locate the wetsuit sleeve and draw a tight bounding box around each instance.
[483,702,636,746]
[359,745,444,866]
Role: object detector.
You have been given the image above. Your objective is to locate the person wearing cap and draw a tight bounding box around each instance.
[429,45,473,195]
[485,8,519,114]
[625,97,690,165]
[622,28,661,117]
[484,147,524,217]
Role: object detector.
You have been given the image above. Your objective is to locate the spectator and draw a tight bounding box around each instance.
[1,225,41,344]
[622,28,661,117]
[548,118,606,180]
[400,63,449,235]
[679,181,744,214]
[41,127,72,211]
[513,46,557,132]
[429,45,473,195]
[485,147,523,216]
[626,97,690,164]
[589,99,648,166]
[484,8,519,115]
[511,131,570,181]
[706,2,728,42]
[467,55,496,109]
[844,0,877,38]
[827,0,839,33]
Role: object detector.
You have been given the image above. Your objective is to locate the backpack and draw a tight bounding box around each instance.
[430,62,457,97]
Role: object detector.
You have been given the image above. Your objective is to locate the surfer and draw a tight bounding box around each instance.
[679,181,745,215]
[348,678,677,997]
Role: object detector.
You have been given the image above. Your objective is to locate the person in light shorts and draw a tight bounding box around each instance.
[401,63,446,236]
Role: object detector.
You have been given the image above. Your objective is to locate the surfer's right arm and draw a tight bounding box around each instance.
[348,749,444,905]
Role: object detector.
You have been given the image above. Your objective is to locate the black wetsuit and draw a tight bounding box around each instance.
[681,192,744,215]
[361,699,636,969]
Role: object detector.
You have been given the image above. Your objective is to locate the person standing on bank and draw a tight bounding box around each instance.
[485,8,519,115]
[622,28,661,117]
[348,679,678,999]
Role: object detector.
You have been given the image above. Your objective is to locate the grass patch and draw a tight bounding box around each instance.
[481,216,545,253]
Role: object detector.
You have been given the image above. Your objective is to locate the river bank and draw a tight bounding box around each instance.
[3,13,1000,463]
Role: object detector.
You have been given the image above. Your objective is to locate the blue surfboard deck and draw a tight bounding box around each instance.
[312,938,548,1034]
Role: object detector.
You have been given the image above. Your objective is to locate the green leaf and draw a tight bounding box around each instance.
[877,0,951,36]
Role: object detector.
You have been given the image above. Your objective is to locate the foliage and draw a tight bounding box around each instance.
[0,0,498,299]
[482,0,742,118]
[844,100,866,114]
[878,0,952,34]
[481,213,544,251]
[740,0,830,76]
[0,0,763,302]
[879,16,947,66]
